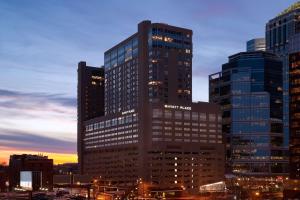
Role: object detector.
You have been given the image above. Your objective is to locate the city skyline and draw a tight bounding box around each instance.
[0,0,297,164]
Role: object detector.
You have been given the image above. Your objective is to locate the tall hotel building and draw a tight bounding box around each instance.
[209,51,288,176]
[78,20,225,193]
[77,61,105,172]
[266,2,300,153]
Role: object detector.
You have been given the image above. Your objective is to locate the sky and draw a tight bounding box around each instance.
[0,0,297,164]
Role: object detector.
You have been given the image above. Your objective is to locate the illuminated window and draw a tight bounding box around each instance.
[164,37,173,42]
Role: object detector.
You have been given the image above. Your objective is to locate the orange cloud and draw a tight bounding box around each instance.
[0,149,77,165]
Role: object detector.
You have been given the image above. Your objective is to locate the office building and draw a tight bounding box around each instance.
[289,52,300,179]
[8,154,53,191]
[77,61,105,172]
[79,20,225,193]
[266,1,300,151]
[209,51,288,176]
[246,38,266,52]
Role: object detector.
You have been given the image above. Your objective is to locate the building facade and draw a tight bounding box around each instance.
[289,52,300,179]
[77,61,105,172]
[266,1,300,150]
[0,165,8,192]
[246,38,266,52]
[209,51,288,176]
[8,154,53,191]
[79,20,225,193]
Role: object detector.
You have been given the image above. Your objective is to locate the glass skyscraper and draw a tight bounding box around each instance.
[266,1,300,150]
[289,52,300,179]
[209,51,289,176]
[246,38,266,52]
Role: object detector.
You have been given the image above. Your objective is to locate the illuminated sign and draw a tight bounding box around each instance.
[91,76,103,80]
[20,171,32,190]
[164,105,191,110]
[121,109,135,115]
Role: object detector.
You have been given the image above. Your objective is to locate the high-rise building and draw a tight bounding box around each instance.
[289,52,300,179]
[78,20,225,193]
[8,154,53,191]
[209,51,289,176]
[77,61,105,172]
[246,38,266,52]
[266,1,300,151]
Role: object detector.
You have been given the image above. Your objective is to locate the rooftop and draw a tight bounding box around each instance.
[10,154,50,160]
[278,1,300,17]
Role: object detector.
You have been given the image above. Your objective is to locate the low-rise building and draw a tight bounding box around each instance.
[9,154,53,191]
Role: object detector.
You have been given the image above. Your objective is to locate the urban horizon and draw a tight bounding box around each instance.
[1,1,300,199]
[0,1,294,164]
[0,0,297,166]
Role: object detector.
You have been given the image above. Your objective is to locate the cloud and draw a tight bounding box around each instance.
[0,89,76,117]
[0,89,76,108]
[0,88,77,163]
[0,128,76,154]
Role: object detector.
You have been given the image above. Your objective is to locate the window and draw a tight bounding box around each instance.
[184,111,190,120]
[165,132,172,136]
[184,133,190,137]
[153,131,162,136]
[200,123,206,127]
[175,133,182,137]
[153,126,162,130]
[175,111,182,119]
[199,113,207,121]
[153,109,162,118]
[165,110,173,118]
[209,114,216,122]
[192,112,198,121]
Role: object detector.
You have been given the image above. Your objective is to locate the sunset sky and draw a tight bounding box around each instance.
[0,0,297,165]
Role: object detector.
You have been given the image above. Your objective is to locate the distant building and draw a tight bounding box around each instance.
[0,165,8,192]
[209,51,288,176]
[246,38,266,52]
[77,62,105,173]
[266,1,300,152]
[53,163,79,175]
[78,20,225,194]
[9,154,53,191]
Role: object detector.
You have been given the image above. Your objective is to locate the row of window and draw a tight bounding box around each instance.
[85,134,138,145]
[152,137,222,143]
[153,132,222,138]
[153,127,221,133]
[85,113,138,132]
[152,109,221,122]
[85,127,138,139]
[86,139,138,149]
[153,121,221,127]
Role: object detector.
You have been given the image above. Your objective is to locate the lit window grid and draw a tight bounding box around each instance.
[151,108,222,143]
[84,113,139,149]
